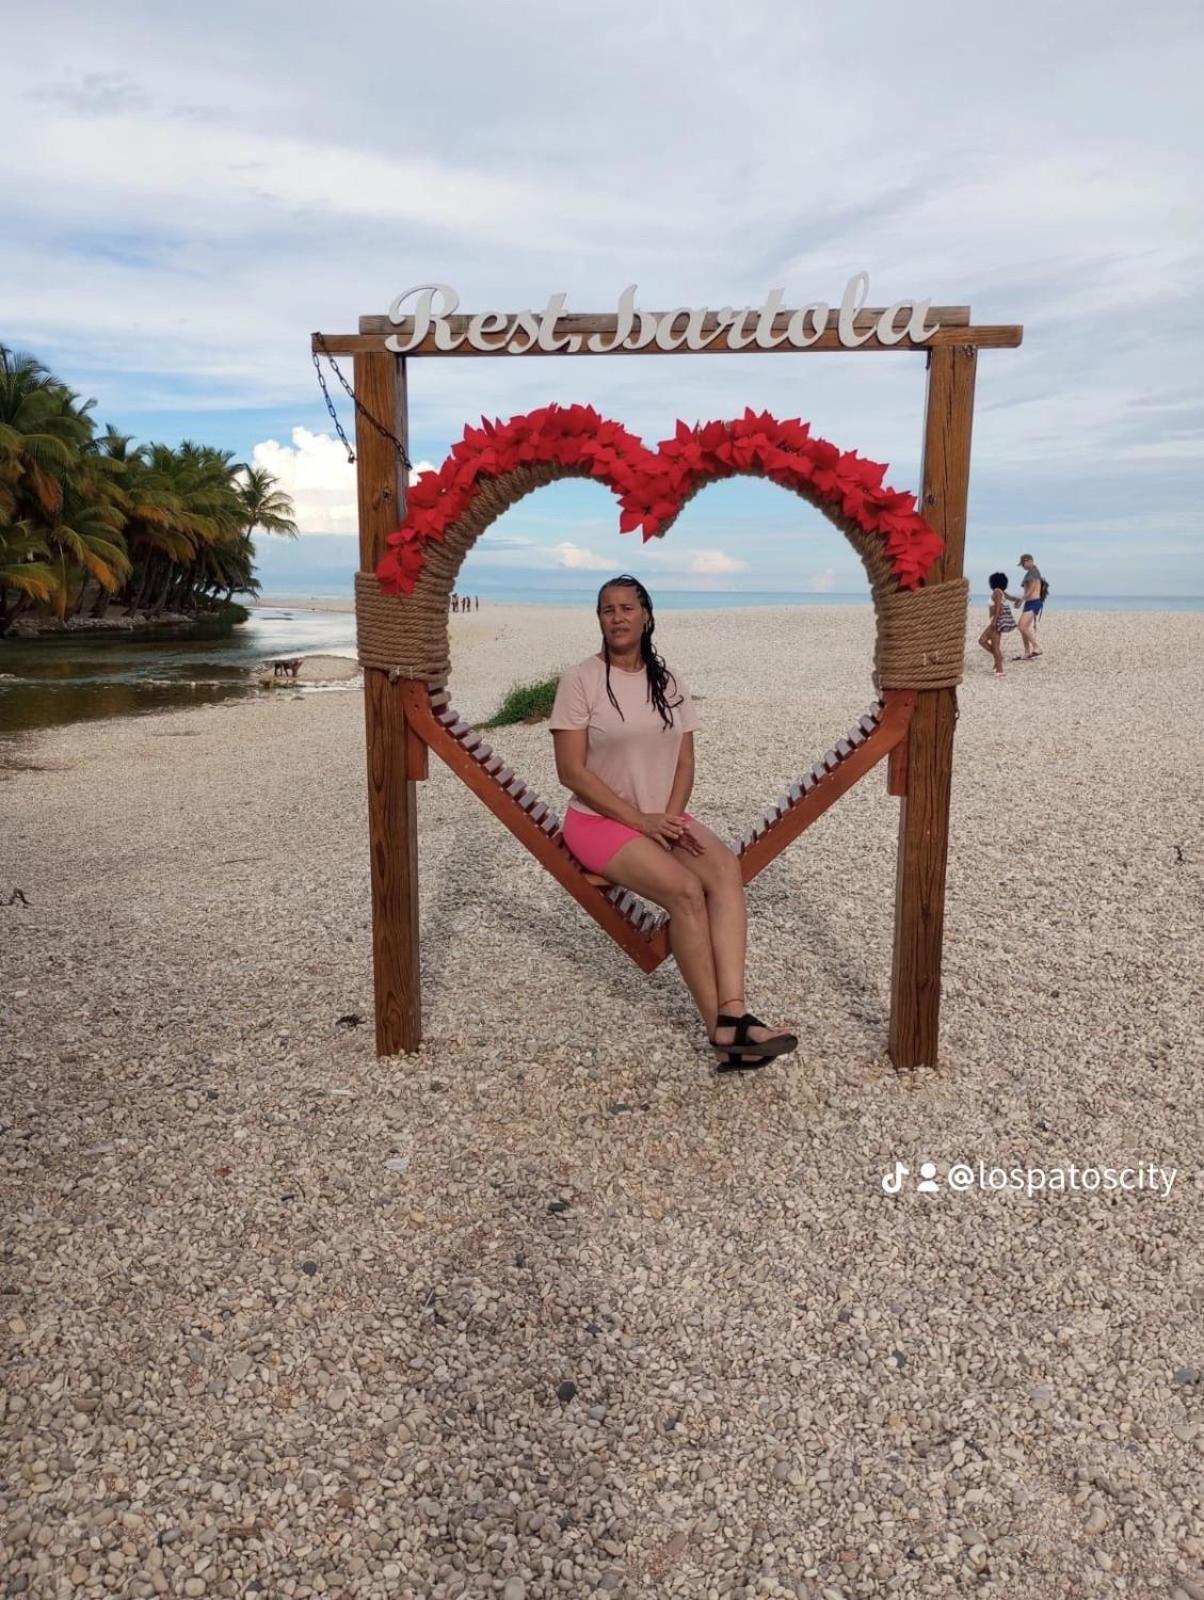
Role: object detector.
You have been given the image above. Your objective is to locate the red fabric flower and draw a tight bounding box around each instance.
[374,403,943,595]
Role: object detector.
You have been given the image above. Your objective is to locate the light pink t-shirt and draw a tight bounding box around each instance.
[549,653,698,817]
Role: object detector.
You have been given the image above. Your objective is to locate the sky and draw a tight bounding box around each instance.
[5,0,1203,597]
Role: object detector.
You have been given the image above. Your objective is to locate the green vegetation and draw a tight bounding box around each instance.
[0,344,297,636]
[483,674,560,727]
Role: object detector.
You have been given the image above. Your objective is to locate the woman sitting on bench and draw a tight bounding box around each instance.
[549,574,798,1074]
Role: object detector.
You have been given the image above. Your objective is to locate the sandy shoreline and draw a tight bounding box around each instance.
[4,607,1204,1598]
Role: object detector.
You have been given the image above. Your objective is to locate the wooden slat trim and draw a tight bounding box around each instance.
[737,692,917,880]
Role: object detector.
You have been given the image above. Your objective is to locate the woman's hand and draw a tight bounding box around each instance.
[639,812,691,851]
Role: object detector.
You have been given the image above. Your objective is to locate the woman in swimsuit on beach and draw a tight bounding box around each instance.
[977,570,1017,677]
[549,574,798,1073]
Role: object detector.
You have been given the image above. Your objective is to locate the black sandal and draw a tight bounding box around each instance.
[710,1011,798,1073]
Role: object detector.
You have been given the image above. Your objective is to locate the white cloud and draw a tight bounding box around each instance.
[5,1,1204,590]
[553,541,615,571]
[686,549,747,576]
[250,429,432,534]
[806,567,838,593]
[548,540,748,576]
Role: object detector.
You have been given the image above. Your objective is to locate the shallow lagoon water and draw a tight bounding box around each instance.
[0,610,359,738]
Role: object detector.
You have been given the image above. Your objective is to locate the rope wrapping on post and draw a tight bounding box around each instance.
[873,577,970,690]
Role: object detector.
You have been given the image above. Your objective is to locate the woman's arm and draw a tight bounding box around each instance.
[665,733,694,814]
[552,729,645,828]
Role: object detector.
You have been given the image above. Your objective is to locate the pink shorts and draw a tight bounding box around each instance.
[561,806,696,875]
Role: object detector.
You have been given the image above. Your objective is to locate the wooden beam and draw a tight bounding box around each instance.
[888,343,977,1070]
[737,693,916,882]
[887,737,908,798]
[355,352,422,1056]
[313,319,1021,358]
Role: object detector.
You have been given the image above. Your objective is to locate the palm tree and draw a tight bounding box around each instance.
[239,465,298,541]
[113,441,246,616]
[0,344,114,625]
[0,520,57,626]
[1,348,297,631]
[226,463,297,603]
[0,346,85,527]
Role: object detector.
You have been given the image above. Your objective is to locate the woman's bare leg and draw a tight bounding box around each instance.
[979,626,1003,672]
[669,820,793,1046]
[600,836,719,1029]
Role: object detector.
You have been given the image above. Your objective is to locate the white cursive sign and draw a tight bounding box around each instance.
[384,275,941,354]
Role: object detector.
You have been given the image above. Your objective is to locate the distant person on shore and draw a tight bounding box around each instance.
[977,571,1017,677]
[474,595,479,611]
[1009,554,1045,659]
[549,573,798,1075]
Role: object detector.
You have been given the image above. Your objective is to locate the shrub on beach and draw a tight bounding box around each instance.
[483,676,559,727]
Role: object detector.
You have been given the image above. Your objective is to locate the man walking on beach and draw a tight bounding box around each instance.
[1010,554,1045,660]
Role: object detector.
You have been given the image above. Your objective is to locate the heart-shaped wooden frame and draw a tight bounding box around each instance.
[359,406,947,970]
[402,680,916,972]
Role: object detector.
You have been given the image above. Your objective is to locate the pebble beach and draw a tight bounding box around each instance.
[3,604,1204,1600]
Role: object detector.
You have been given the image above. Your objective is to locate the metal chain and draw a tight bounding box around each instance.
[311,333,412,470]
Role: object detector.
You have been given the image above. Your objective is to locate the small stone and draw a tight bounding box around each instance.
[1094,1551,1112,1571]
[229,1355,252,1381]
[502,1580,526,1600]
[300,1260,318,1276]
[183,1582,206,1598]
[773,1460,791,1482]
[1173,1366,1201,1386]
[1084,1506,1107,1535]
[547,1199,571,1214]
[557,1380,578,1405]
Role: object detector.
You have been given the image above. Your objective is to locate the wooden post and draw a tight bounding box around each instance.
[888,343,977,1069]
[355,352,421,1054]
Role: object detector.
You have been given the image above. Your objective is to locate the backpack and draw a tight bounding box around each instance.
[1039,577,1050,603]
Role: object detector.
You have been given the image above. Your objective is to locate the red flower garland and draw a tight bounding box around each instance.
[376,404,943,595]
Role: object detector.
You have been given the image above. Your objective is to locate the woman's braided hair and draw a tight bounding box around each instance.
[596,574,684,730]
